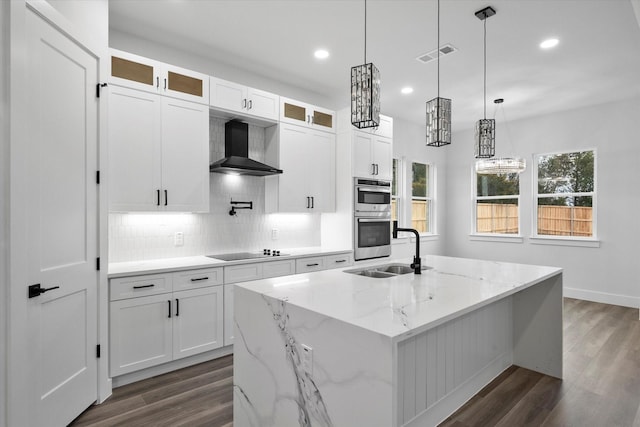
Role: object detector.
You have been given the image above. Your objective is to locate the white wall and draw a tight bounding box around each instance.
[110,30,335,111]
[392,117,446,258]
[445,97,640,308]
[0,1,9,425]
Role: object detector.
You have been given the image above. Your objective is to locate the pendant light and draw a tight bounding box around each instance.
[476,98,526,174]
[351,0,380,129]
[426,0,451,147]
[474,6,496,159]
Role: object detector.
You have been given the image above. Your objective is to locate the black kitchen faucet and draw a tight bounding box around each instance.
[392,220,422,274]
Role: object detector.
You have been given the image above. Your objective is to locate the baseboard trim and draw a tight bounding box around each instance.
[112,345,233,388]
[565,287,639,309]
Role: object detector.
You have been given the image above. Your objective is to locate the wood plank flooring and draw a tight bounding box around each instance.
[71,298,640,426]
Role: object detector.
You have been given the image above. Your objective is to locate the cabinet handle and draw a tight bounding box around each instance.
[168,300,172,318]
[371,164,375,175]
[248,100,252,110]
[190,277,209,282]
[311,196,314,209]
[375,164,379,175]
[156,76,159,88]
[243,98,247,109]
[335,259,347,263]
[157,189,161,206]
[307,114,310,124]
[133,284,155,289]
[164,78,167,90]
[175,298,179,316]
[164,189,168,206]
[306,196,310,209]
[306,263,319,267]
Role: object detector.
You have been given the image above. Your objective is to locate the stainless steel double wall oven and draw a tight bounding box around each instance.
[353,178,392,260]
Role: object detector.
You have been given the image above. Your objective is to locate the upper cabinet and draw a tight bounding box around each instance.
[352,131,393,181]
[109,49,210,105]
[209,76,279,121]
[280,97,335,132]
[108,85,209,212]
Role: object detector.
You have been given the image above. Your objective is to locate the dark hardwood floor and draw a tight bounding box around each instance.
[71,298,640,426]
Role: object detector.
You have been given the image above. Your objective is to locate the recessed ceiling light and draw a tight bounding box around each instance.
[401,87,414,94]
[314,49,329,59]
[540,38,559,49]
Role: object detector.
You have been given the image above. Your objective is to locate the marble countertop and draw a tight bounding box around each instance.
[108,247,352,278]
[235,255,562,342]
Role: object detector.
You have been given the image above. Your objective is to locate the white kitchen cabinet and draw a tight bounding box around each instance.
[265,123,335,213]
[108,85,209,212]
[173,286,224,360]
[109,48,209,104]
[356,114,393,139]
[296,256,326,273]
[352,130,392,181]
[210,76,279,121]
[223,284,234,346]
[109,268,224,376]
[280,96,335,132]
[324,252,354,269]
[263,259,296,278]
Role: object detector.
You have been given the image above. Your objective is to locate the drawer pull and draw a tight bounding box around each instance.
[190,277,209,282]
[175,298,179,316]
[335,259,347,263]
[133,284,155,289]
[167,300,172,318]
[306,263,319,267]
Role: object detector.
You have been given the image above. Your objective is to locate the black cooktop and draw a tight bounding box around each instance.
[206,250,287,261]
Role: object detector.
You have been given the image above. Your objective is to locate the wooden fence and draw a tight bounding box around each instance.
[476,203,593,236]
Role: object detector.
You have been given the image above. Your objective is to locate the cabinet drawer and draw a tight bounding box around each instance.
[296,256,325,273]
[263,259,296,279]
[224,263,264,284]
[110,273,172,301]
[172,267,223,291]
[325,253,354,269]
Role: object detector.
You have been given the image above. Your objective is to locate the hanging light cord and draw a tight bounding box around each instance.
[437,0,440,99]
[364,0,367,64]
[483,16,487,120]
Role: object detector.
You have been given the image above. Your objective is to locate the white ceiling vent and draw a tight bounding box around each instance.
[416,44,458,64]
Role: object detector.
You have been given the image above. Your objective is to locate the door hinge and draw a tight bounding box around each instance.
[96,170,100,184]
[96,344,101,358]
[96,82,107,98]
[96,257,100,271]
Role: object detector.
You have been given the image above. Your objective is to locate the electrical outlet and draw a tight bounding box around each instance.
[301,344,313,375]
[271,228,279,240]
[174,232,184,246]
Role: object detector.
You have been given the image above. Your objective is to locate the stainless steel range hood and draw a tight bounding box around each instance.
[209,120,282,176]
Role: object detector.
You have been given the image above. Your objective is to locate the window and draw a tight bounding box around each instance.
[411,162,432,233]
[391,158,400,222]
[535,150,595,238]
[474,173,520,234]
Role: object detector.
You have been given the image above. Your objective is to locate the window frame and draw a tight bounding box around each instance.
[471,166,522,238]
[391,158,402,224]
[411,161,436,236]
[532,148,598,243]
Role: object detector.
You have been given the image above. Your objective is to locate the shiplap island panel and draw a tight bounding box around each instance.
[233,255,563,427]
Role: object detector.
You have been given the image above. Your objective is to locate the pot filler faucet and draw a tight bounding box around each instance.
[392,220,422,274]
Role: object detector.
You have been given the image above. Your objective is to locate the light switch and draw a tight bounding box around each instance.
[271,228,279,240]
[174,232,184,246]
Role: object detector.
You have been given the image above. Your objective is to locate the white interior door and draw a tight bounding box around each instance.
[25,8,98,426]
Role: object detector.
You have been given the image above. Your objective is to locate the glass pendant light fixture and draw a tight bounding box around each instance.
[474,6,496,159]
[351,0,380,129]
[476,98,526,174]
[426,0,451,147]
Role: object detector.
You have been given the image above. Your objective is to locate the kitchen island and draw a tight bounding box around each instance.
[233,255,563,427]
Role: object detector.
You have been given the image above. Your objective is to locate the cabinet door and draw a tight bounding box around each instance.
[311,105,335,132]
[209,76,247,113]
[276,124,312,212]
[109,49,160,93]
[162,63,209,104]
[224,263,263,284]
[280,97,310,127]
[353,131,374,178]
[307,129,335,212]
[108,86,162,211]
[247,87,279,121]
[372,136,392,180]
[161,97,210,212]
[224,284,234,346]
[173,286,224,360]
[110,294,173,377]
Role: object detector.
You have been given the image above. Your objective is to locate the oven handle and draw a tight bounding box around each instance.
[356,186,392,194]
[356,218,391,223]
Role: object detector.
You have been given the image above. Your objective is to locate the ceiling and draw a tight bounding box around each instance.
[109,0,640,132]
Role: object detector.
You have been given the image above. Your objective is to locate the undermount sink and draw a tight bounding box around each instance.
[345,263,432,279]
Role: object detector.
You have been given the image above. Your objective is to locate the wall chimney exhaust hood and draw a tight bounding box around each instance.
[209,120,282,176]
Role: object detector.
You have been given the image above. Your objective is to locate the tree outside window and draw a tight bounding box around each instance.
[536,150,595,237]
[475,173,520,234]
[411,162,431,233]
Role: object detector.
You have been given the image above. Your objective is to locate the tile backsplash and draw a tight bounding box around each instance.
[108,117,321,262]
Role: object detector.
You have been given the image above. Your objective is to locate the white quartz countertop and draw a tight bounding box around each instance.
[235,255,562,342]
[108,247,352,278]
